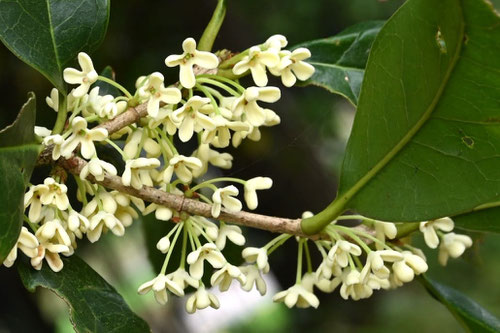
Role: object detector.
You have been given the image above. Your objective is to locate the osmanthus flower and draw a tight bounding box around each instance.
[211,185,242,218]
[137,72,182,118]
[122,157,160,190]
[191,144,233,178]
[438,232,473,266]
[37,220,72,251]
[113,193,140,228]
[187,243,226,280]
[215,223,245,250]
[190,216,219,241]
[43,134,65,160]
[3,227,39,268]
[122,128,143,159]
[171,96,216,143]
[45,88,60,112]
[67,210,90,238]
[327,240,362,268]
[201,114,249,148]
[185,285,220,314]
[165,37,219,89]
[210,263,247,292]
[244,177,273,210]
[167,268,200,290]
[273,273,319,309]
[147,106,178,136]
[339,269,373,301]
[239,264,268,295]
[264,34,288,52]
[233,46,280,87]
[269,48,315,87]
[360,250,403,281]
[61,116,108,159]
[162,155,203,184]
[87,211,125,243]
[63,52,98,98]
[138,273,184,305]
[31,220,73,272]
[420,217,454,249]
[242,247,268,271]
[38,177,70,211]
[34,126,52,138]
[232,86,281,127]
[392,250,428,283]
[24,184,49,222]
[315,272,342,293]
[143,201,173,222]
[374,221,398,250]
[80,157,117,182]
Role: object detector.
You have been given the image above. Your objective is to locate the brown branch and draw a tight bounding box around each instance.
[59,156,310,237]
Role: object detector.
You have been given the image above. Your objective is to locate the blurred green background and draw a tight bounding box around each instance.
[1,0,499,332]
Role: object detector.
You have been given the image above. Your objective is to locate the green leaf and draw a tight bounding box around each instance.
[452,203,500,233]
[0,0,110,92]
[0,93,39,263]
[294,21,383,105]
[302,0,500,234]
[94,66,121,97]
[420,275,500,332]
[18,256,150,333]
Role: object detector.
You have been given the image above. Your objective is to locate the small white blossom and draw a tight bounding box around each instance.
[233,46,280,87]
[327,240,362,268]
[63,52,98,97]
[232,87,281,127]
[190,216,219,241]
[374,221,398,250]
[162,155,203,184]
[210,263,246,291]
[35,126,52,138]
[43,134,64,160]
[144,202,173,221]
[360,250,403,281]
[138,72,182,118]
[3,227,39,267]
[240,264,267,295]
[264,34,288,51]
[80,157,117,181]
[61,117,108,159]
[192,144,233,177]
[187,243,226,280]
[438,232,473,266]
[138,273,184,305]
[24,184,49,222]
[242,247,268,271]
[269,48,315,87]
[122,158,160,189]
[185,286,220,314]
[215,223,245,250]
[273,273,319,308]
[87,211,125,243]
[244,177,273,210]
[165,38,219,89]
[211,185,242,218]
[171,96,216,143]
[339,269,373,301]
[420,217,454,249]
[167,268,200,290]
[38,177,70,211]
[392,251,428,282]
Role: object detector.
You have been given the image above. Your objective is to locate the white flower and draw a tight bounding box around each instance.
[67,210,90,236]
[215,223,245,250]
[165,37,219,89]
[162,155,203,184]
[327,240,362,268]
[30,243,68,272]
[190,216,219,241]
[167,268,200,290]
[420,217,454,249]
[210,263,246,291]
[242,247,268,271]
[35,126,52,138]
[138,273,184,305]
[244,177,273,210]
[339,269,373,300]
[192,144,233,177]
[264,34,288,51]
[3,227,39,268]
[239,264,267,295]
[138,72,182,117]
[233,46,280,87]
[232,87,281,127]
[185,286,220,314]
[211,185,242,218]
[31,220,73,272]
[187,243,226,280]
[315,273,342,293]
[171,96,216,142]
[201,114,249,148]
[374,221,398,250]
[438,232,473,266]
[270,48,315,87]
[61,117,108,159]
[80,157,117,181]
[43,134,64,160]
[63,52,98,97]
[144,202,173,221]
[273,273,319,308]
[360,250,403,281]
[38,177,70,211]
[87,211,125,243]
[122,158,160,189]
[392,251,428,282]
[24,184,49,222]
[46,88,60,111]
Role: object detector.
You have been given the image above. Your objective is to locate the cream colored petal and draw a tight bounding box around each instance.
[179,64,196,89]
[194,51,219,69]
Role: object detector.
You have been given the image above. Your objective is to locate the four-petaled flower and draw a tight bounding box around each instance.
[63,52,98,97]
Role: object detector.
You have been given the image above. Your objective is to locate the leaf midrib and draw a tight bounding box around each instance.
[336,10,466,215]
[45,0,61,76]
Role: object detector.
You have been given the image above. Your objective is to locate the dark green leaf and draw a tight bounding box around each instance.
[294,21,383,105]
[453,203,500,233]
[420,275,500,332]
[0,0,110,92]
[302,0,500,234]
[0,93,39,263]
[18,256,150,333]
[94,66,121,97]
